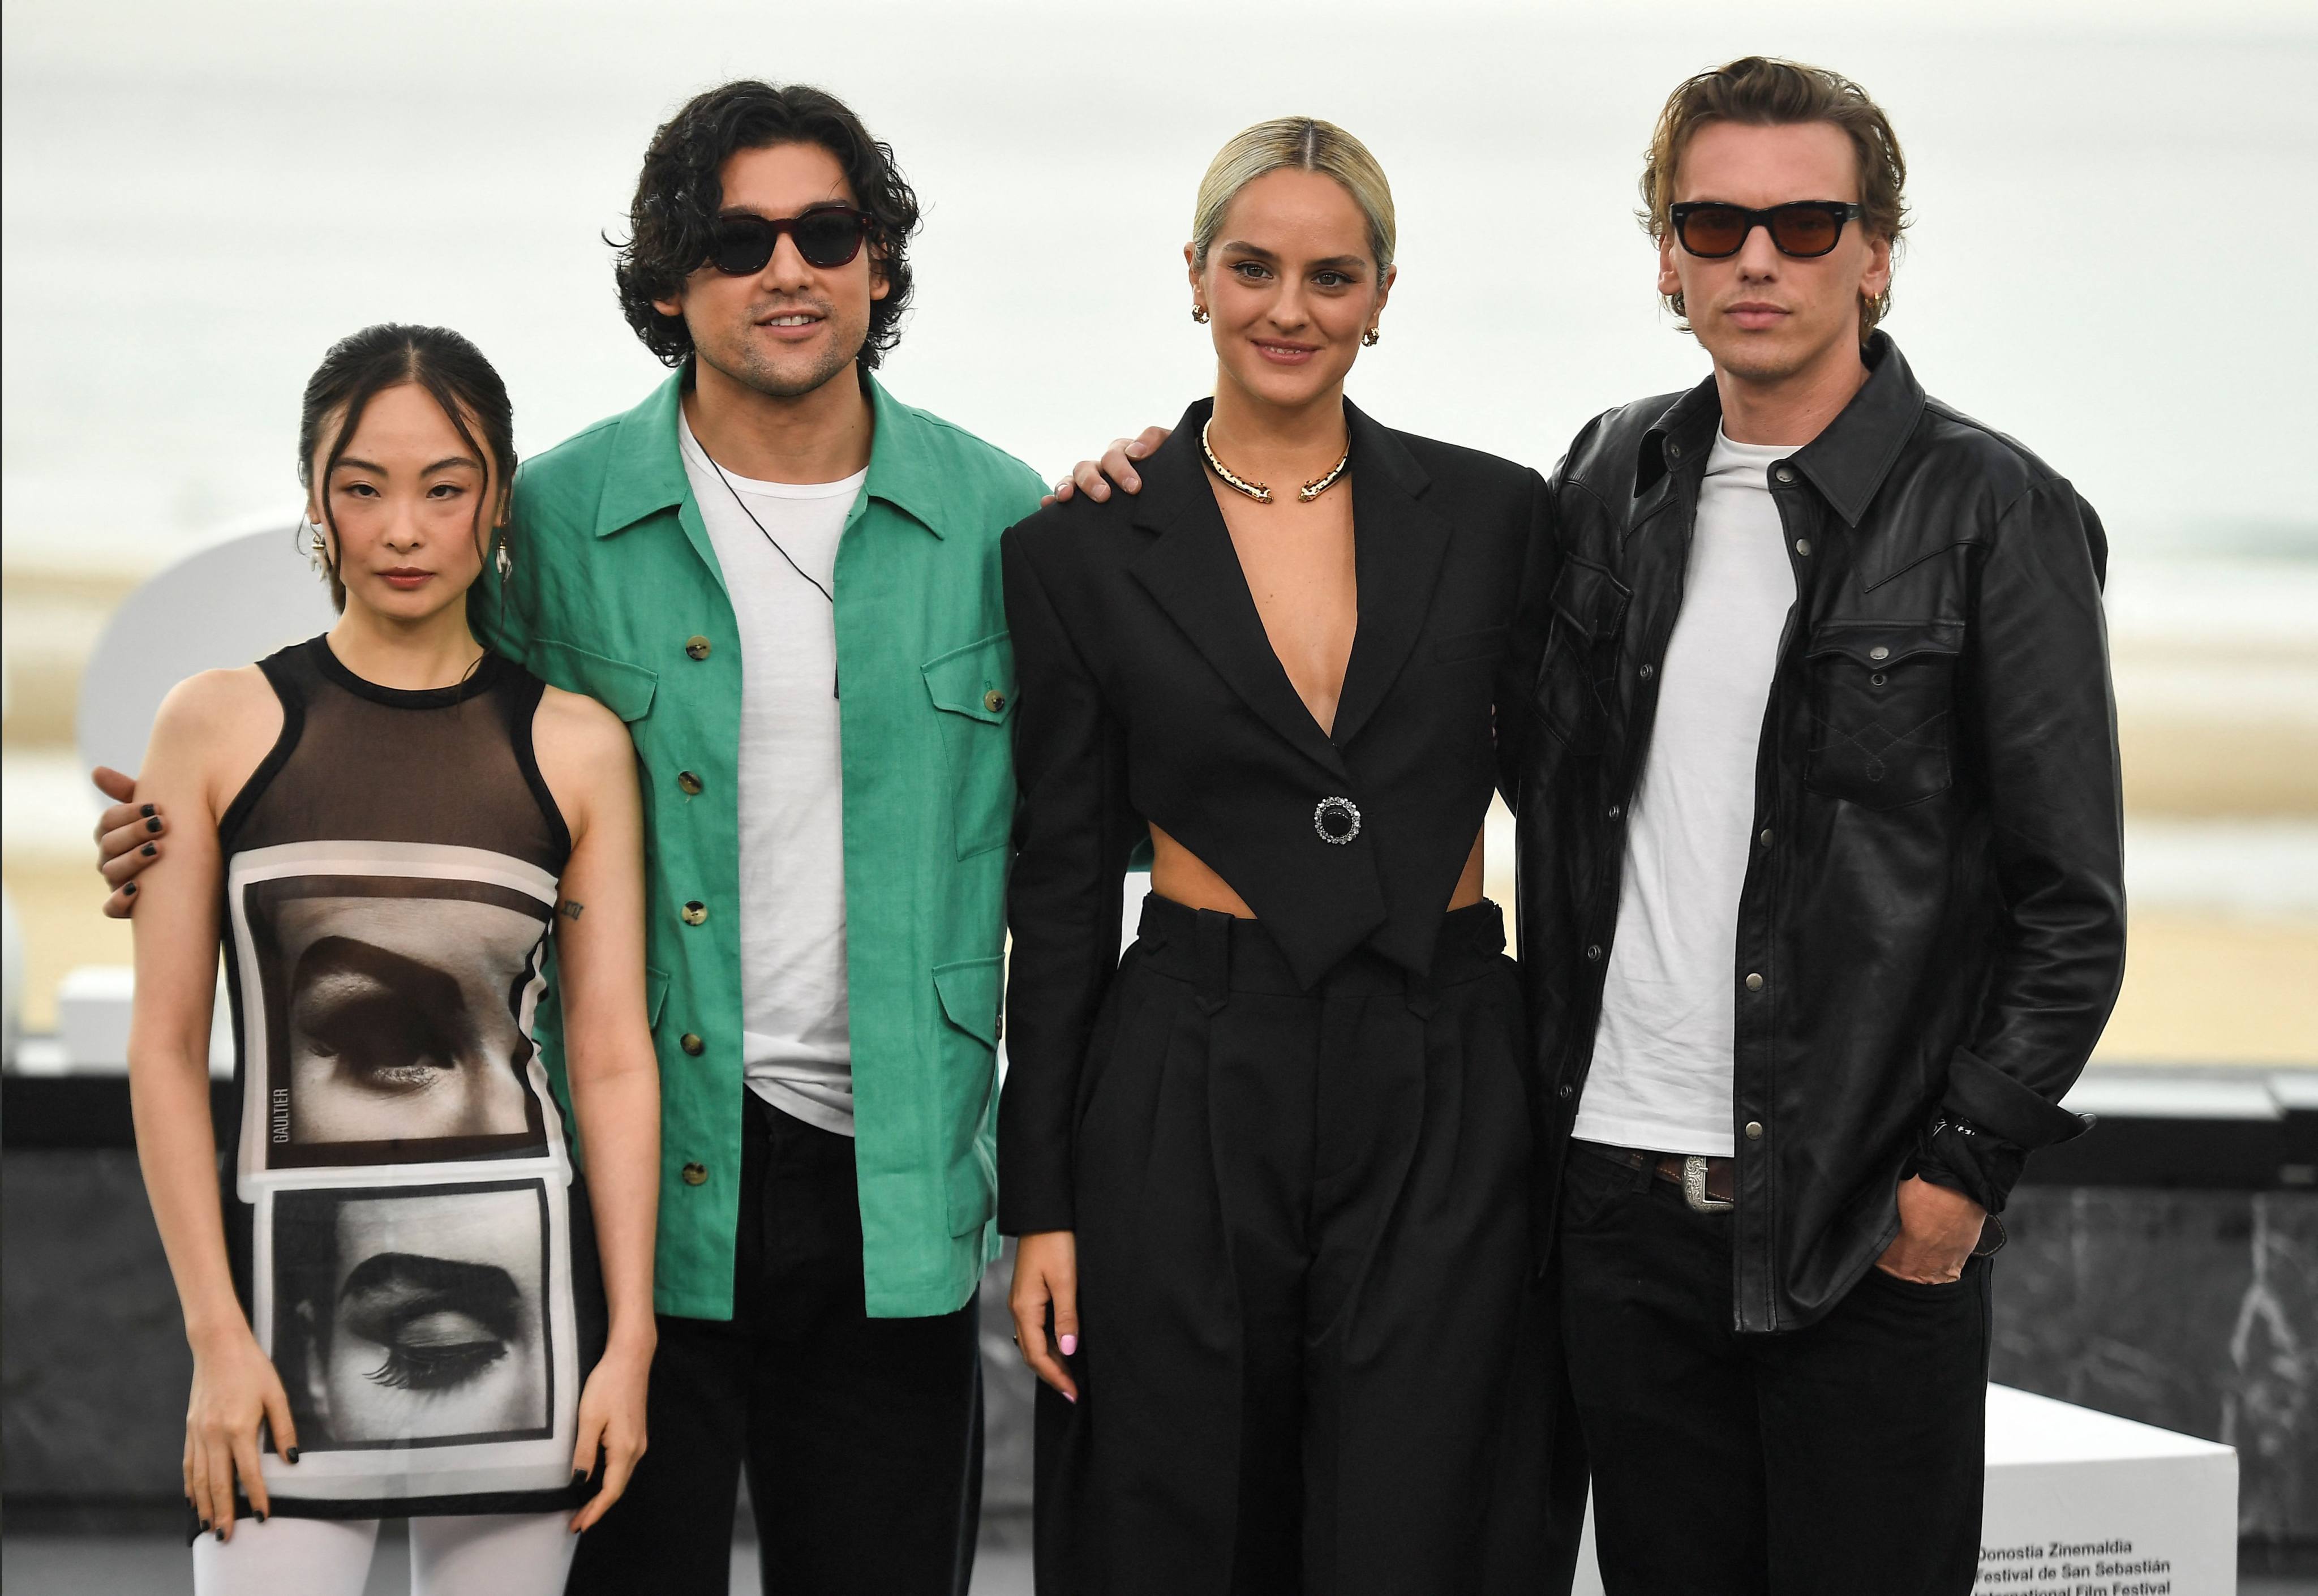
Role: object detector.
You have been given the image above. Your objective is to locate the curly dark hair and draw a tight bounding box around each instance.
[613,81,921,370]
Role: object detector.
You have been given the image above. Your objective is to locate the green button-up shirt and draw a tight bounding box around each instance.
[475,369,1045,1319]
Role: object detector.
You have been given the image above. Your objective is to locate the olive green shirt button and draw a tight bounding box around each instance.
[680,1032,705,1056]
[677,771,703,796]
[681,900,708,926]
[685,635,712,660]
[983,689,1006,713]
[681,1162,709,1186]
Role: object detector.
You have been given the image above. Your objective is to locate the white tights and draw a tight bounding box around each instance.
[191,1510,577,1596]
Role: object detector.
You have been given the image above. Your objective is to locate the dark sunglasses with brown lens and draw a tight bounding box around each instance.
[1669,200,1864,260]
[708,207,875,276]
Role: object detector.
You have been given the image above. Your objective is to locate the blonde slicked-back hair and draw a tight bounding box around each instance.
[1639,56,1910,337]
[1192,117,1397,273]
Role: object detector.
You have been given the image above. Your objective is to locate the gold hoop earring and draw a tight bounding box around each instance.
[1362,327,1381,347]
[1192,303,1210,325]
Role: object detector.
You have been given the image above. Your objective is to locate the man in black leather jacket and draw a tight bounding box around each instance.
[1511,58,2126,1595]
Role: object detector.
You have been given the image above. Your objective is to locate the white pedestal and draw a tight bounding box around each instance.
[1975,1386,2237,1595]
[1569,1384,2237,1595]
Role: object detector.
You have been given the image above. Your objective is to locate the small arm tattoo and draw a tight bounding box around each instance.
[559,900,585,921]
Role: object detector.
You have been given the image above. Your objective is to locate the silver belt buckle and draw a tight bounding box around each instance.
[1682,1155,1735,1213]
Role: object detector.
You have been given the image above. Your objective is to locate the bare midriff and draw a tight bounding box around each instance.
[1148,823,1487,919]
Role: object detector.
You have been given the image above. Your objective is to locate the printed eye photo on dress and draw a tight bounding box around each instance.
[240,872,554,1166]
[270,1181,555,1451]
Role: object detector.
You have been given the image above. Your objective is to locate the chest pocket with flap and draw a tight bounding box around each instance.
[529,639,659,724]
[922,631,1018,859]
[1803,622,1963,809]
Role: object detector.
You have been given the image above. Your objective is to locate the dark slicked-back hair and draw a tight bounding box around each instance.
[613,81,921,369]
[297,323,516,612]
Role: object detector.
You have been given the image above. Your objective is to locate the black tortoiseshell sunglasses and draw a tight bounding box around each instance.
[709,207,875,275]
[1670,201,1864,259]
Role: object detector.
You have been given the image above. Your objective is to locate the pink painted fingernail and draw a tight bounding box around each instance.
[1064,1391,1077,1404]
[1058,1333,1078,1356]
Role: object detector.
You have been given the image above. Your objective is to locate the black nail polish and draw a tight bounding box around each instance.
[123,883,137,896]
[255,1512,267,1524]
[142,842,157,856]
[140,804,156,818]
[285,1447,299,1464]
[146,816,162,833]
[200,1519,210,1531]
[214,1528,225,1541]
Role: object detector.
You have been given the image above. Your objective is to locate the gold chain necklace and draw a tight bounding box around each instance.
[1201,418,1350,505]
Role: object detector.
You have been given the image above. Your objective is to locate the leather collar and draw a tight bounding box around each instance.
[1633,332,1928,529]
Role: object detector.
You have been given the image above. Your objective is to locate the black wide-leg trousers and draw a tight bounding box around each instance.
[1557,1142,1991,1596]
[1036,896,1558,1596]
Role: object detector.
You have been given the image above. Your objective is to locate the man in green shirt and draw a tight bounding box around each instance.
[514,82,1044,1593]
[102,79,1044,1591]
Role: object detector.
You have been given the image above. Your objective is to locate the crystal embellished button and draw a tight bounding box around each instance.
[1313,796,1362,845]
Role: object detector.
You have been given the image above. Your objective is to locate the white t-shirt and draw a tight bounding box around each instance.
[1573,427,1797,1158]
[679,410,865,1137]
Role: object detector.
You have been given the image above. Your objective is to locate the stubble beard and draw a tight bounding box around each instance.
[1701,295,1865,388]
[702,311,865,401]
[1707,333,1811,388]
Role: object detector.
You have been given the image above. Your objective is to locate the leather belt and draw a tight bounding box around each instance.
[1581,1142,1737,1212]
[1658,1152,1737,1212]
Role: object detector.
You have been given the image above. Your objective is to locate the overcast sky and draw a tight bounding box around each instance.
[5,0,2313,566]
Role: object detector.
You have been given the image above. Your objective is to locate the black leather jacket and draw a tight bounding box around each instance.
[1509,335,2126,1332]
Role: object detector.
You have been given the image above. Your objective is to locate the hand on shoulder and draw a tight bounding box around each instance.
[1041,426,1170,508]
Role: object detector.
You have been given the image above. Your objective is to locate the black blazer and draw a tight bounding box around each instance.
[997,397,1549,1234]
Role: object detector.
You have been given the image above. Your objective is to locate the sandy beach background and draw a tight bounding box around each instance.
[5,0,2312,1064]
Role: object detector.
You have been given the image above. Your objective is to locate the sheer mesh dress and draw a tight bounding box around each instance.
[211,636,604,1521]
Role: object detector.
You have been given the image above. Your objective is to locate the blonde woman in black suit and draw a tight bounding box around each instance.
[999,119,1575,1595]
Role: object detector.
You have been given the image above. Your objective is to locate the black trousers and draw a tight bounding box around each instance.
[568,1095,982,1596]
[1556,1142,1990,1596]
[1038,897,1560,1595]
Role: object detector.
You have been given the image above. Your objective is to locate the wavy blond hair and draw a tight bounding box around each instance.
[1639,57,1910,336]
[1192,117,1396,273]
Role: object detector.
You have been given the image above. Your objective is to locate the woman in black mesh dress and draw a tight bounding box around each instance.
[125,325,659,1596]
